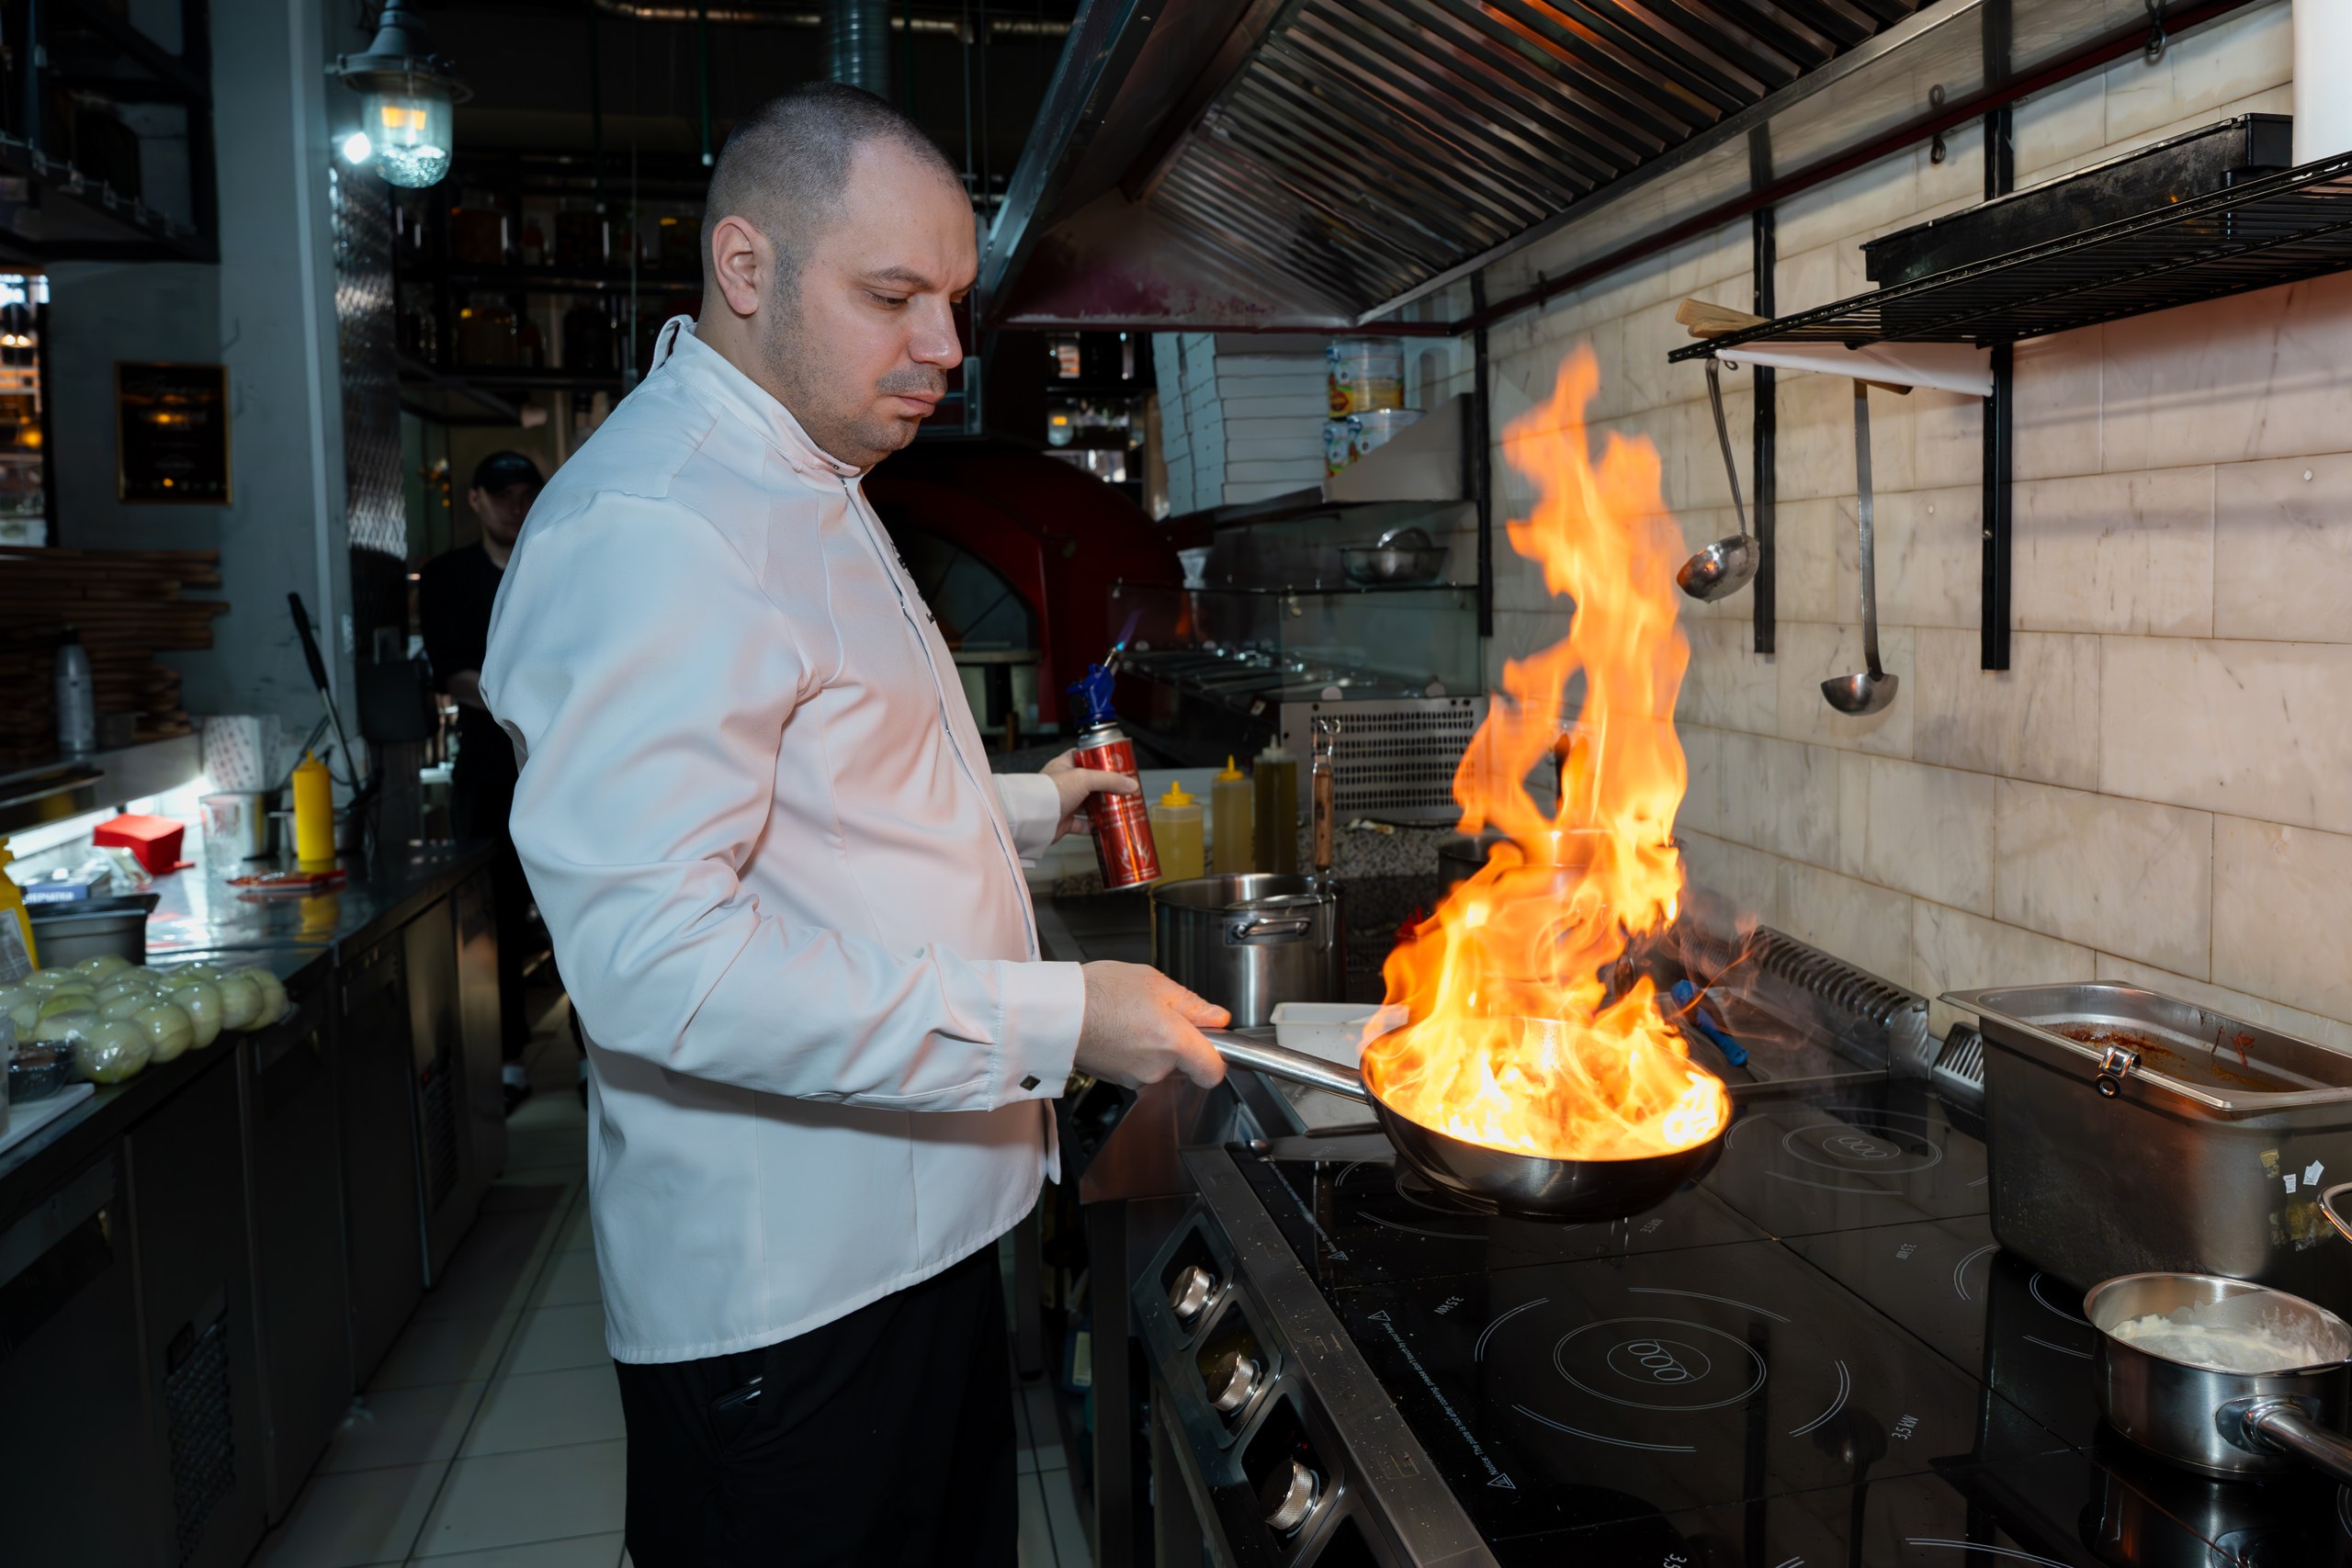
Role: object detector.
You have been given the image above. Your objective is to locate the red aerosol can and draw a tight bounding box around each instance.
[1067,661,1159,890]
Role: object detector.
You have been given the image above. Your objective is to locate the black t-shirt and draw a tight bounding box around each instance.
[418,542,518,793]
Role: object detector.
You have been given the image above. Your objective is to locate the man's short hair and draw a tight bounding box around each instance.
[700,84,963,297]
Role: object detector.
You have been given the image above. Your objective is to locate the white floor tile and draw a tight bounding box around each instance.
[1040,1466,1093,1568]
[248,1461,443,1567]
[370,1312,521,1392]
[318,1382,487,1474]
[558,1201,596,1255]
[412,1438,628,1558]
[403,1533,624,1567]
[1016,1472,1058,1568]
[462,1364,627,1457]
[503,1302,610,1376]
[416,1211,567,1322]
[1021,1379,1068,1471]
[478,1175,577,1217]
[534,1247,602,1308]
[504,1125,588,1173]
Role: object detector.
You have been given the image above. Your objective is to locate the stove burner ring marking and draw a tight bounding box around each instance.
[1905,1541,2069,1568]
[2023,1334,2092,1359]
[2336,1483,2351,1541]
[1362,1211,1485,1242]
[1771,1559,1804,1568]
[1627,1285,1790,1324]
[1786,1359,1850,1438]
[1781,1121,1944,1176]
[2029,1271,2094,1326]
[1476,1298,1547,1362]
[1510,1403,1696,1452]
[1952,1244,1997,1302]
[1765,1171,1908,1194]
[1553,1317,1768,1411]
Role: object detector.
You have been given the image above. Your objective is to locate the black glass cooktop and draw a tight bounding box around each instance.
[1227,1086,2352,1564]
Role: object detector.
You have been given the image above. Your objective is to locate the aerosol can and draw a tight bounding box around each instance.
[1065,662,1159,890]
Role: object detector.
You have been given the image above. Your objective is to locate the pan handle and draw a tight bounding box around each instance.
[2320,1182,2352,1245]
[1204,1029,1373,1105]
[2226,1397,2352,1489]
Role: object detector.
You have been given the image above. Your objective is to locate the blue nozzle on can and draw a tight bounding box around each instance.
[1067,662,1118,728]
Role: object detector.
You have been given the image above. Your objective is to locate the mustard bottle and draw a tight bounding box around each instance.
[291,750,337,868]
[1148,780,1205,883]
[0,838,37,976]
[1210,756,1253,874]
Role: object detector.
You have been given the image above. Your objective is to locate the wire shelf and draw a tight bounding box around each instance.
[1668,151,2352,357]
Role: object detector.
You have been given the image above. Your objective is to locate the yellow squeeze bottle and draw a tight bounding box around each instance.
[0,839,37,973]
[1148,780,1205,882]
[1210,755,1253,874]
[291,751,337,867]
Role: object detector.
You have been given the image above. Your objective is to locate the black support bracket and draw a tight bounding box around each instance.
[1981,101,2015,671]
[1471,273,1494,640]
[1748,134,1777,657]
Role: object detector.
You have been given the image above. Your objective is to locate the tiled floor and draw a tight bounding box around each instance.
[247,999,1093,1567]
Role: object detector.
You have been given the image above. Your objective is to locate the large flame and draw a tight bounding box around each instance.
[1363,348,1730,1161]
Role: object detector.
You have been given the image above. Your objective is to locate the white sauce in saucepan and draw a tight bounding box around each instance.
[2110,1305,2343,1373]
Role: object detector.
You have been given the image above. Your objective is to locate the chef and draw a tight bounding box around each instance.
[481,83,1227,1565]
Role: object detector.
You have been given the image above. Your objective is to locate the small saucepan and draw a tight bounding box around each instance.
[2084,1270,2352,1486]
[1205,1024,1724,1223]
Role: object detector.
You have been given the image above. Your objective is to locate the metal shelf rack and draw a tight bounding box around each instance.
[1668,150,2352,356]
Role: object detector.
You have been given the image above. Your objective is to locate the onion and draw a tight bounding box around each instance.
[166,978,223,1047]
[33,1006,96,1044]
[27,967,80,992]
[134,1001,195,1063]
[74,953,131,980]
[96,974,154,1005]
[7,998,38,1037]
[39,992,96,1021]
[214,973,262,1032]
[100,988,158,1022]
[74,1018,153,1083]
[229,967,289,1028]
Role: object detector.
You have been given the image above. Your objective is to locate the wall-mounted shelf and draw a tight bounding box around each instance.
[1668,150,2352,358]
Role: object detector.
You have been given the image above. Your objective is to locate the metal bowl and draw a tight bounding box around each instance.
[8,1040,75,1102]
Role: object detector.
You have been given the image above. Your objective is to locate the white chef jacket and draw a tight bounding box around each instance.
[481,317,1086,1363]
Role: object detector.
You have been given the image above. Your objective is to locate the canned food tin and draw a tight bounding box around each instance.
[1074,724,1159,889]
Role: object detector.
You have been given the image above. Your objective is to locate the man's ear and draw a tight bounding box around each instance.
[708,215,769,320]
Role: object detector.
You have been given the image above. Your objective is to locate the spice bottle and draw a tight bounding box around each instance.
[291,751,336,868]
[1210,755,1253,874]
[1148,781,1204,882]
[1252,742,1298,876]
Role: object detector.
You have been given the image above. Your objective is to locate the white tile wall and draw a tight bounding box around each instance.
[1468,6,2352,1050]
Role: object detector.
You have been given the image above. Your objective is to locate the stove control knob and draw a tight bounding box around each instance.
[1211,1354,1261,1414]
[1261,1459,1321,1535]
[1168,1265,1216,1324]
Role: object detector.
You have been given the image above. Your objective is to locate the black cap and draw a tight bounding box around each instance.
[472,450,543,492]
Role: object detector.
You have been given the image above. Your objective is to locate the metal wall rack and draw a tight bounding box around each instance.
[1671,146,2352,670]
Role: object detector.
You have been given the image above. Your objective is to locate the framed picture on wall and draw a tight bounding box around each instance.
[117,361,231,503]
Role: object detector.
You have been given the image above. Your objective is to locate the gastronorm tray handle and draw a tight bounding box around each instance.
[2320,1183,2352,1246]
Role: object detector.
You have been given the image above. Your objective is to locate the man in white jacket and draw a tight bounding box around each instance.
[481,83,1227,1564]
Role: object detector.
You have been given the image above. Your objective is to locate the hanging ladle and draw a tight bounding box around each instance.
[1821,378,1897,716]
[1675,357,1760,603]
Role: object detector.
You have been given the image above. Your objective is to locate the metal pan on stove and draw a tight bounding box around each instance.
[1205,1024,1724,1222]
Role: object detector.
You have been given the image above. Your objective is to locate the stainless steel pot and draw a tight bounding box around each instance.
[2085,1270,2352,1485]
[1150,874,1344,1029]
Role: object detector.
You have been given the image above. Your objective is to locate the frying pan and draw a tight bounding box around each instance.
[1205,1025,1725,1222]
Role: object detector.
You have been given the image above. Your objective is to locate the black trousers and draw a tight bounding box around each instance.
[613,1247,1018,1567]
[450,761,531,1062]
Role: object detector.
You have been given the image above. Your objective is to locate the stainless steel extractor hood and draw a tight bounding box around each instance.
[980,0,2256,333]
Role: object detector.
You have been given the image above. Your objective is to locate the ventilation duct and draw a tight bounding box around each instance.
[826,0,889,92]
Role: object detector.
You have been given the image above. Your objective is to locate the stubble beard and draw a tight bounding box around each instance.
[758,282,946,471]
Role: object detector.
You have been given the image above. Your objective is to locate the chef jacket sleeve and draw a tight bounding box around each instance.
[483,493,1083,1111]
[993,773,1065,863]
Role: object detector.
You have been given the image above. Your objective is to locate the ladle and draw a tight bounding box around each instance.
[1821,378,1898,715]
[1674,357,1760,603]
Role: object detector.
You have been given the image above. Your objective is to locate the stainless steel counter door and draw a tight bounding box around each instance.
[238,964,352,1519]
[340,934,425,1385]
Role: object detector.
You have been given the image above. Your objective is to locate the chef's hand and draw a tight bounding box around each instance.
[1041,749,1139,842]
[1075,963,1229,1089]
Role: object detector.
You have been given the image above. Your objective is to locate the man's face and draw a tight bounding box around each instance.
[760,140,976,470]
[469,480,538,548]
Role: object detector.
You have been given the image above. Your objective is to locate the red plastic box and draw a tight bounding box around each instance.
[93,813,187,874]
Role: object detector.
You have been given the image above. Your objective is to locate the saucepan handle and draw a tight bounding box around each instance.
[1204,1029,1374,1105]
[2321,1182,2352,1246]
[2228,1398,2352,1489]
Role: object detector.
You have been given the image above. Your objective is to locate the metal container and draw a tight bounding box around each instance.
[27,892,160,967]
[2084,1270,2352,1483]
[1151,874,1343,1029]
[1946,982,2352,1300]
